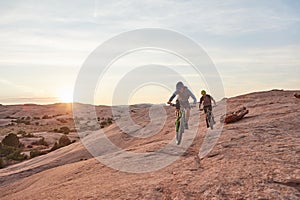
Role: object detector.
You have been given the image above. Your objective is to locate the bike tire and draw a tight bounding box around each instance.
[208,112,214,130]
[176,111,185,145]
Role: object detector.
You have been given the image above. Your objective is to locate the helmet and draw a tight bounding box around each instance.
[176,81,184,91]
[201,90,206,95]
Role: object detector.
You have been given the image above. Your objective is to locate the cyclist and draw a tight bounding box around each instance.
[199,90,216,128]
[168,81,197,129]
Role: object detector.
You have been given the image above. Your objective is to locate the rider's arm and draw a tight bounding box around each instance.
[199,96,203,109]
[188,89,197,104]
[211,96,217,106]
[168,91,177,103]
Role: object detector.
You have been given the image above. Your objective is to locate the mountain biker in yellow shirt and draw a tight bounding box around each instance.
[199,90,216,128]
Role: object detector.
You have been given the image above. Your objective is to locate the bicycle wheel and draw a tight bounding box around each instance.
[176,111,185,145]
[208,111,214,130]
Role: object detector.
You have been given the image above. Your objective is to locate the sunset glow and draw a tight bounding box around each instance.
[58,88,73,103]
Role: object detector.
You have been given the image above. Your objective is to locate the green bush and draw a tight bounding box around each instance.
[0,145,16,157]
[50,135,71,151]
[30,149,46,158]
[6,150,27,161]
[2,133,20,148]
[59,126,70,134]
[59,135,71,146]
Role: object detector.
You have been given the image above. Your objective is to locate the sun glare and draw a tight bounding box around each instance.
[58,88,73,103]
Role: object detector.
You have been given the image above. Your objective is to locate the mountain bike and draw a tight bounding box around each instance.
[168,102,185,145]
[200,106,215,130]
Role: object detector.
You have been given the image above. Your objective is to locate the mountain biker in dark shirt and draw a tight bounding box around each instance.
[168,81,197,129]
[199,90,216,128]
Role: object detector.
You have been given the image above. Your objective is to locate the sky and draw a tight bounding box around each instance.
[0,0,300,105]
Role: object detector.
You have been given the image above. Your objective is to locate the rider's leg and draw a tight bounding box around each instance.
[209,106,216,124]
[204,106,209,128]
[185,108,190,129]
[186,108,190,122]
[180,101,190,129]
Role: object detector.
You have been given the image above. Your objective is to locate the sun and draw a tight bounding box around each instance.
[58,88,73,103]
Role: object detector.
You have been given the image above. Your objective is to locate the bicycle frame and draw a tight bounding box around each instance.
[169,103,186,145]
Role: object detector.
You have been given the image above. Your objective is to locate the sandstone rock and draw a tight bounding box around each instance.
[221,107,249,124]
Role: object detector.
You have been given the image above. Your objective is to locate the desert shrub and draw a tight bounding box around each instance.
[99,117,114,129]
[50,135,71,151]
[17,130,27,135]
[59,135,71,146]
[59,126,70,134]
[5,116,15,119]
[35,122,39,126]
[6,150,27,161]
[100,121,108,127]
[0,145,15,157]
[19,143,25,148]
[0,157,3,168]
[2,133,20,148]
[12,118,31,125]
[42,115,50,119]
[6,123,15,127]
[50,142,59,151]
[12,119,22,124]
[57,118,67,123]
[19,130,34,138]
[31,137,48,146]
[33,117,40,120]
[30,149,46,158]
[25,116,31,120]
[18,130,33,137]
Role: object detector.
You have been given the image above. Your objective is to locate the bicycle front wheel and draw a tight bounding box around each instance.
[176,111,185,145]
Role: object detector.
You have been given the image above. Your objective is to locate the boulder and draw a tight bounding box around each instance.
[221,107,249,124]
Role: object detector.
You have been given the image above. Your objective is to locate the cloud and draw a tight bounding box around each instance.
[93,0,300,35]
[0,97,59,105]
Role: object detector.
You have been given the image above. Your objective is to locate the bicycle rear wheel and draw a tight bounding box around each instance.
[207,112,214,130]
